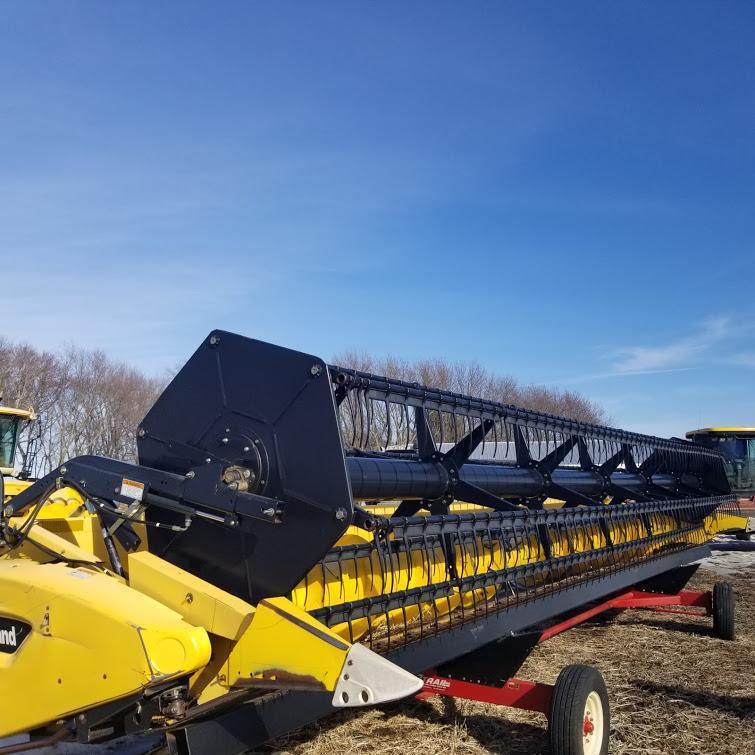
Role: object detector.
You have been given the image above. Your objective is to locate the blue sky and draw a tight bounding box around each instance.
[1,2,753,437]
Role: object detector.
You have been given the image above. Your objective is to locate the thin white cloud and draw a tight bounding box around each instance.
[729,353,755,368]
[556,366,696,385]
[549,316,752,386]
[611,317,732,374]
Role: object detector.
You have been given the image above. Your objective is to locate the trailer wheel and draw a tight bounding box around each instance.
[712,581,735,641]
[549,664,609,755]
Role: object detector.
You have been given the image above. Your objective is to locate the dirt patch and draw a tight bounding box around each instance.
[263,560,755,755]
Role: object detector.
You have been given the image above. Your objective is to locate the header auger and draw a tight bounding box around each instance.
[0,331,744,754]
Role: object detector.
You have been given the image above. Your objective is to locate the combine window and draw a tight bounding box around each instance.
[0,415,19,470]
[690,431,755,495]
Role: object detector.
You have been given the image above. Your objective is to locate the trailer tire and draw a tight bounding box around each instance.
[549,664,609,755]
[713,581,735,641]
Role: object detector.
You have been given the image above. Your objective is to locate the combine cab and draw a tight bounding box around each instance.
[0,332,744,755]
[0,405,34,503]
[687,427,755,497]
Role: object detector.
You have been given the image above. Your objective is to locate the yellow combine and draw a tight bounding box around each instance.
[0,332,745,755]
[687,426,755,497]
[0,405,34,503]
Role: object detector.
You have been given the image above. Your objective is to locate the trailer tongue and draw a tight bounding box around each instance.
[0,331,742,755]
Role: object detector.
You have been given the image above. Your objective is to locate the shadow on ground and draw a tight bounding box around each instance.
[634,680,755,720]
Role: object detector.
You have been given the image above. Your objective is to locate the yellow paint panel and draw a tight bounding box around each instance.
[0,561,211,737]
[1,477,32,503]
[687,427,755,436]
[0,407,33,420]
[11,487,148,565]
[714,512,751,534]
[1,521,102,565]
[226,596,349,693]
[128,551,254,641]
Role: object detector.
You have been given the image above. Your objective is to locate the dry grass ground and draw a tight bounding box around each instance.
[263,564,755,755]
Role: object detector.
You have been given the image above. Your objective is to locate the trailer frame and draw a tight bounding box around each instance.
[170,546,721,755]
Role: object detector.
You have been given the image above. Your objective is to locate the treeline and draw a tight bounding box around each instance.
[334,352,606,424]
[0,338,163,476]
[0,337,605,477]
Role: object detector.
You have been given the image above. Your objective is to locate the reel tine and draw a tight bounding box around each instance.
[316,356,734,654]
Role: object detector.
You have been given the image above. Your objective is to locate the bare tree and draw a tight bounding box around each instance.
[0,336,606,477]
[0,337,163,475]
[0,338,68,473]
[333,351,606,424]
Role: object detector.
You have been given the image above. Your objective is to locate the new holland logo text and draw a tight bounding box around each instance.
[0,618,30,654]
[0,626,18,647]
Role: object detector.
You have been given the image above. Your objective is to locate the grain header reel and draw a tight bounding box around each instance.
[0,331,741,754]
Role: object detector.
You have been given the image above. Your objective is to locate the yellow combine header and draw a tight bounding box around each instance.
[0,331,743,755]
